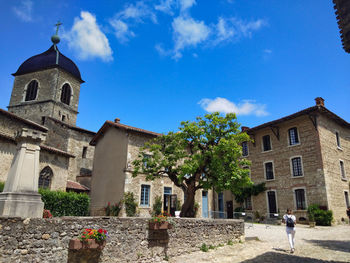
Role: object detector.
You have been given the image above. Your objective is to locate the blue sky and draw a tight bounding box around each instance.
[0,0,349,133]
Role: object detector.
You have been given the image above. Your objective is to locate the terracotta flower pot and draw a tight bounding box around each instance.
[149,221,172,230]
[69,238,106,250]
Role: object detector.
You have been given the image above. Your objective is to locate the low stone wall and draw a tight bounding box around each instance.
[0,216,244,263]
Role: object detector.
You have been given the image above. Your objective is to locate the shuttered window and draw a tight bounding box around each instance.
[25,80,38,101]
[140,185,150,206]
[242,141,249,156]
[265,162,274,180]
[288,127,299,145]
[262,135,271,151]
[291,157,303,177]
[60,83,71,105]
[295,189,306,210]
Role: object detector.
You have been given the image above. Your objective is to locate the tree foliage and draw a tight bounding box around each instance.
[132,112,251,217]
[233,183,266,204]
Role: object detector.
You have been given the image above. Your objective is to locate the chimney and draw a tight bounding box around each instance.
[241,126,250,132]
[114,118,120,123]
[315,97,325,107]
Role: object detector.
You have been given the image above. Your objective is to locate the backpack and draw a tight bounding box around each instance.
[286,216,294,227]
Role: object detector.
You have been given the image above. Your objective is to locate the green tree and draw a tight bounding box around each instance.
[132,112,251,217]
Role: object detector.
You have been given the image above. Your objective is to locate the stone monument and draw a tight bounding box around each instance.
[0,128,46,218]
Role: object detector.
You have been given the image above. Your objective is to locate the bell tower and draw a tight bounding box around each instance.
[8,22,84,126]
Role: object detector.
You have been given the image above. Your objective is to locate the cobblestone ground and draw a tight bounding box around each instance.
[169,223,350,263]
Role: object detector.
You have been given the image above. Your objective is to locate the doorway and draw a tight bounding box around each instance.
[202,191,209,218]
[267,191,277,216]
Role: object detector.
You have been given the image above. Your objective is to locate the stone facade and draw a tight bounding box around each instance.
[8,68,81,126]
[242,114,328,221]
[0,216,244,262]
[224,99,350,223]
[90,122,215,218]
[317,114,350,221]
[0,44,95,192]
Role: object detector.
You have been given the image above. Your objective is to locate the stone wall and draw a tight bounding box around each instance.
[317,114,350,222]
[246,115,327,221]
[8,68,81,126]
[0,216,244,263]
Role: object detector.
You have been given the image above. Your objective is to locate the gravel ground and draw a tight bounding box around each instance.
[169,223,350,263]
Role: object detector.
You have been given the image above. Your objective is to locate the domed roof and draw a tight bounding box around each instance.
[12,45,84,83]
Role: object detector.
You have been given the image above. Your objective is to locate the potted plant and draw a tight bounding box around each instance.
[307,205,318,228]
[69,228,109,250]
[149,212,173,230]
[175,200,182,218]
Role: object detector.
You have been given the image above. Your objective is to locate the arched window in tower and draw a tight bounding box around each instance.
[60,83,71,105]
[39,166,53,189]
[25,80,38,101]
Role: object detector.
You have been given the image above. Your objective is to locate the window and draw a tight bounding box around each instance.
[243,166,251,178]
[288,127,299,145]
[39,166,53,189]
[143,154,151,168]
[61,115,66,122]
[41,116,45,125]
[340,160,346,179]
[82,146,88,158]
[262,135,271,151]
[291,157,303,177]
[140,185,150,206]
[295,189,306,210]
[264,162,274,180]
[244,196,252,210]
[242,141,249,156]
[60,83,71,105]
[336,132,341,148]
[345,192,350,209]
[25,80,38,101]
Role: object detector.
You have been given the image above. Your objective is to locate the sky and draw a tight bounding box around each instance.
[0,0,349,133]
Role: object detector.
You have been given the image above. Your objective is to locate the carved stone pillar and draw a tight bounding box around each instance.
[0,128,47,218]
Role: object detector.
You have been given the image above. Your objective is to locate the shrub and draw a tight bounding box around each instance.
[0,181,5,192]
[227,240,233,245]
[314,209,333,226]
[39,188,90,217]
[307,204,333,226]
[105,201,123,216]
[176,199,182,211]
[152,196,162,216]
[200,243,208,252]
[124,192,138,217]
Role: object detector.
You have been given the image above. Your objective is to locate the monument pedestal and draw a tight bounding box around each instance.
[0,192,44,218]
[0,128,46,218]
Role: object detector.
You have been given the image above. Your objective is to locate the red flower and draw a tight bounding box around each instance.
[104,230,107,234]
[98,229,103,233]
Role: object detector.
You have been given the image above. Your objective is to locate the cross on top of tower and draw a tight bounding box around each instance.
[55,21,62,35]
[51,21,62,45]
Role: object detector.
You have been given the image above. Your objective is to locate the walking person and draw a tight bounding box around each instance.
[282,208,296,253]
[346,208,350,224]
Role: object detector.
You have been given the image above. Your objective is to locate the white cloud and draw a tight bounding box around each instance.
[13,0,33,22]
[179,0,196,12]
[110,1,157,43]
[199,97,268,116]
[214,17,267,45]
[264,49,272,54]
[64,11,113,62]
[110,19,135,43]
[172,16,210,59]
[155,0,176,15]
[116,1,157,23]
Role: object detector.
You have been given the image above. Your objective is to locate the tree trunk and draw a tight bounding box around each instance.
[180,183,196,217]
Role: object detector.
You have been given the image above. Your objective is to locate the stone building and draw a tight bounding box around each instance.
[0,36,95,192]
[224,97,350,223]
[89,119,216,217]
[89,98,349,222]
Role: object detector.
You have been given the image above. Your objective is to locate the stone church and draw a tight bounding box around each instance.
[0,34,95,192]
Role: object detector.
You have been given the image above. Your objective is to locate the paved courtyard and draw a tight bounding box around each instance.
[170,223,350,263]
